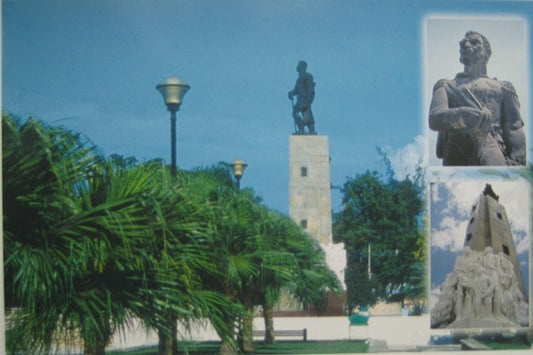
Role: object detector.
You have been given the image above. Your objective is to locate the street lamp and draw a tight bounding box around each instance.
[156,76,190,177]
[230,158,247,190]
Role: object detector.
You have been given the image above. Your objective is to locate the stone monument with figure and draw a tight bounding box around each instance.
[285,60,345,312]
[431,185,528,329]
[288,59,331,245]
[289,60,316,135]
[428,31,526,166]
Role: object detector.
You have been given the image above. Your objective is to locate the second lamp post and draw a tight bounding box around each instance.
[156,76,190,177]
[230,158,248,190]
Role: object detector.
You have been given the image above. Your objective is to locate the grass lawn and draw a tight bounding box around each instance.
[484,339,531,350]
[108,340,369,354]
[464,333,532,350]
[108,338,531,354]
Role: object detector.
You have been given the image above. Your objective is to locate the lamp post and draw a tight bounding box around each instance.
[230,158,248,190]
[156,76,190,177]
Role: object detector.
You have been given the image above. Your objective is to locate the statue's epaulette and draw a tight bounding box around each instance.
[433,79,449,92]
[501,80,518,98]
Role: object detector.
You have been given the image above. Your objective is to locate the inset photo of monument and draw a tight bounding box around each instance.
[424,16,529,167]
[430,180,530,329]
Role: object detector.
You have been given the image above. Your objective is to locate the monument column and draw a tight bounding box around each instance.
[289,135,332,245]
[286,60,345,287]
[464,184,527,300]
[431,184,529,329]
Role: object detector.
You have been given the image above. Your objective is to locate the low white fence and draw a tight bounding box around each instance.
[107,315,431,351]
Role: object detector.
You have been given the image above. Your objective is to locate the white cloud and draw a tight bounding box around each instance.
[432,179,529,254]
[383,134,426,181]
[431,216,467,252]
[430,183,441,204]
[515,230,529,256]
[429,286,442,312]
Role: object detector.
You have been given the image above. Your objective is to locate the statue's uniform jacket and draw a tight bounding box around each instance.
[429,73,526,166]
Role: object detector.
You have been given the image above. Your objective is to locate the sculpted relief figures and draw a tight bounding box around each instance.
[428,31,526,166]
[431,246,529,329]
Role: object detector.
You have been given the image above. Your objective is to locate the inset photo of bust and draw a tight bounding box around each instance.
[424,16,529,167]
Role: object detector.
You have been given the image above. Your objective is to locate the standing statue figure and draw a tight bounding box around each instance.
[288,60,316,135]
[453,246,476,320]
[428,31,526,166]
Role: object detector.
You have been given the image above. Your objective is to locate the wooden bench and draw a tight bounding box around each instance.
[253,328,307,342]
[460,338,491,350]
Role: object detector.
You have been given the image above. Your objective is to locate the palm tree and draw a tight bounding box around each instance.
[4,112,343,354]
[162,164,259,355]
[4,114,227,354]
[3,115,168,353]
[257,211,342,344]
[137,163,236,355]
[206,187,259,354]
[3,114,105,353]
[184,164,342,353]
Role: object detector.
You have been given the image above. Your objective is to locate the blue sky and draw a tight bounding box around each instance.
[3,0,532,304]
[4,0,532,213]
[2,0,434,213]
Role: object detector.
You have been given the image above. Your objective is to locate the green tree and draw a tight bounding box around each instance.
[254,209,301,345]
[208,186,263,355]
[221,198,341,352]
[4,111,342,354]
[159,164,246,355]
[181,164,340,353]
[3,115,154,354]
[3,115,232,355]
[286,230,341,315]
[333,169,425,312]
[149,164,237,355]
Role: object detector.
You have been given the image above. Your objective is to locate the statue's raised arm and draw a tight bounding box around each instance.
[289,60,316,135]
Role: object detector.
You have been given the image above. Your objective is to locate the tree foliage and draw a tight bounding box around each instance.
[3,113,339,355]
[181,165,340,354]
[333,166,425,312]
[3,114,229,354]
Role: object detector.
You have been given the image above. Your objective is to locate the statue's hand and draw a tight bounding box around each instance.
[472,107,491,140]
[478,107,492,122]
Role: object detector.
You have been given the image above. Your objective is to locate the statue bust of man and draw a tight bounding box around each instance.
[288,60,316,135]
[428,31,526,166]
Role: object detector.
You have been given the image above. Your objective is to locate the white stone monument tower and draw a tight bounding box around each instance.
[464,184,527,299]
[286,60,345,288]
[431,184,529,329]
[289,135,332,245]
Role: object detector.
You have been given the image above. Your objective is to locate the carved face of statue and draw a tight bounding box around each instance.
[459,33,489,66]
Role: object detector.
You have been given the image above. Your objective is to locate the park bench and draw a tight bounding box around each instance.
[253,328,307,342]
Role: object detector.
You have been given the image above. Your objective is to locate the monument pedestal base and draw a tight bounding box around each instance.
[449,318,519,329]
